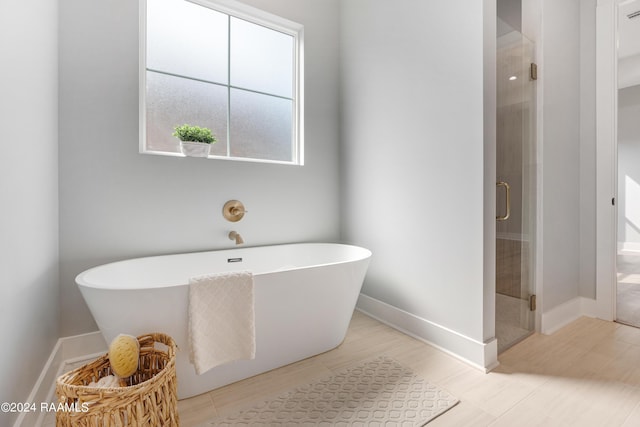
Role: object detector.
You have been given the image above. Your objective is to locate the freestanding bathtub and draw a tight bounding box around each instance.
[76,243,371,399]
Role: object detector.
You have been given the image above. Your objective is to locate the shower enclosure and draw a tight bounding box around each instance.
[495,30,537,353]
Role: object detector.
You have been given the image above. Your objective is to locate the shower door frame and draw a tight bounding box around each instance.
[495,29,538,352]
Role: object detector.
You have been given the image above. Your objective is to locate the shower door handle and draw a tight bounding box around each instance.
[496,181,511,221]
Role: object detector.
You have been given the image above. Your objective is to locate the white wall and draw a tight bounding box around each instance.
[619,55,640,89]
[340,0,493,366]
[525,0,597,325]
[0,0,59,424]
[58,0,342,336]
[618,85,640,249]
[580,0,597,299]
[539,0,582,311]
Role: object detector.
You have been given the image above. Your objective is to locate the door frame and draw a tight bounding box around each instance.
[595,0,632,321]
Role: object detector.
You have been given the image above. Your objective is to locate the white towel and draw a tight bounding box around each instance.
[188,271,256,375]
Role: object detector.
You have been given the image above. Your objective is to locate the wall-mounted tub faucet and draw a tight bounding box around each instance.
[228,231,244,245]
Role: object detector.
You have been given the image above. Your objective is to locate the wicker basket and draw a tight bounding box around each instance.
[55,333,179,426]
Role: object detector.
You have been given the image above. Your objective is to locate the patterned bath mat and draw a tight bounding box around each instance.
[204,356,459,426]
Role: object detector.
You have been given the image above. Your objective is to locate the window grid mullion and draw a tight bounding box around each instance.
[226,14,231,158]
[145,68,293,101]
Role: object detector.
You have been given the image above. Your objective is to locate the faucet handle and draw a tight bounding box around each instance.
[230,206,247,216]
[223,200,247,222]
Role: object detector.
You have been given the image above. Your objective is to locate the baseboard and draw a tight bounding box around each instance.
[14,332,106,427]
[13,340,63,427]
[59,331,107,361]
[540,296,597,335]
[355,293,498,372]
[618,241,640,253]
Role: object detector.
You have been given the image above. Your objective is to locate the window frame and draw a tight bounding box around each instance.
[139,0,305,165]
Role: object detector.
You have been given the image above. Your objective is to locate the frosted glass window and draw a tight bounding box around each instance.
[147,0,228,83]
[142,0,303,164]
[146,71,228,156]
[230,17,294,98]
[230,89,293,161]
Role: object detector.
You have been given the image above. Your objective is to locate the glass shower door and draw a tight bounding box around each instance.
[495,30,536,353]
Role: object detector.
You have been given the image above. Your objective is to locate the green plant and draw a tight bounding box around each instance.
[172,124,217,144]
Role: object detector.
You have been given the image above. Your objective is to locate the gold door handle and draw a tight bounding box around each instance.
[496,181,511,221]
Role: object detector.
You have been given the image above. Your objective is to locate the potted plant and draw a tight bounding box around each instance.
[172,124,217,158]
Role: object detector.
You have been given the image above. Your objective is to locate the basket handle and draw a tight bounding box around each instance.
[137,333,177,358]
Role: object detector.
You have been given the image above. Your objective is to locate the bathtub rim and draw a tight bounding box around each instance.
[76,242,372,291]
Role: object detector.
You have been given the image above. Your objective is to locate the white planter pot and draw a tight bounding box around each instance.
[180,141,211,158]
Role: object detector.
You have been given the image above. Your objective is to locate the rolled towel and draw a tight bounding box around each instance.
[88,375,119,388]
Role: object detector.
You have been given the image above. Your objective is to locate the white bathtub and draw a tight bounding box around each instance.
[76,243,371,398]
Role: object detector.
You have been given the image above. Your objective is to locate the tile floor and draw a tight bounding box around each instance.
[44,310,640,426]
[177,311,640,427]
[617,251,640,327]
[496,293,532,353]
[495,238,535,352]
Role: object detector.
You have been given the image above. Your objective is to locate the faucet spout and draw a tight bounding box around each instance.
[228,231,244,245]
